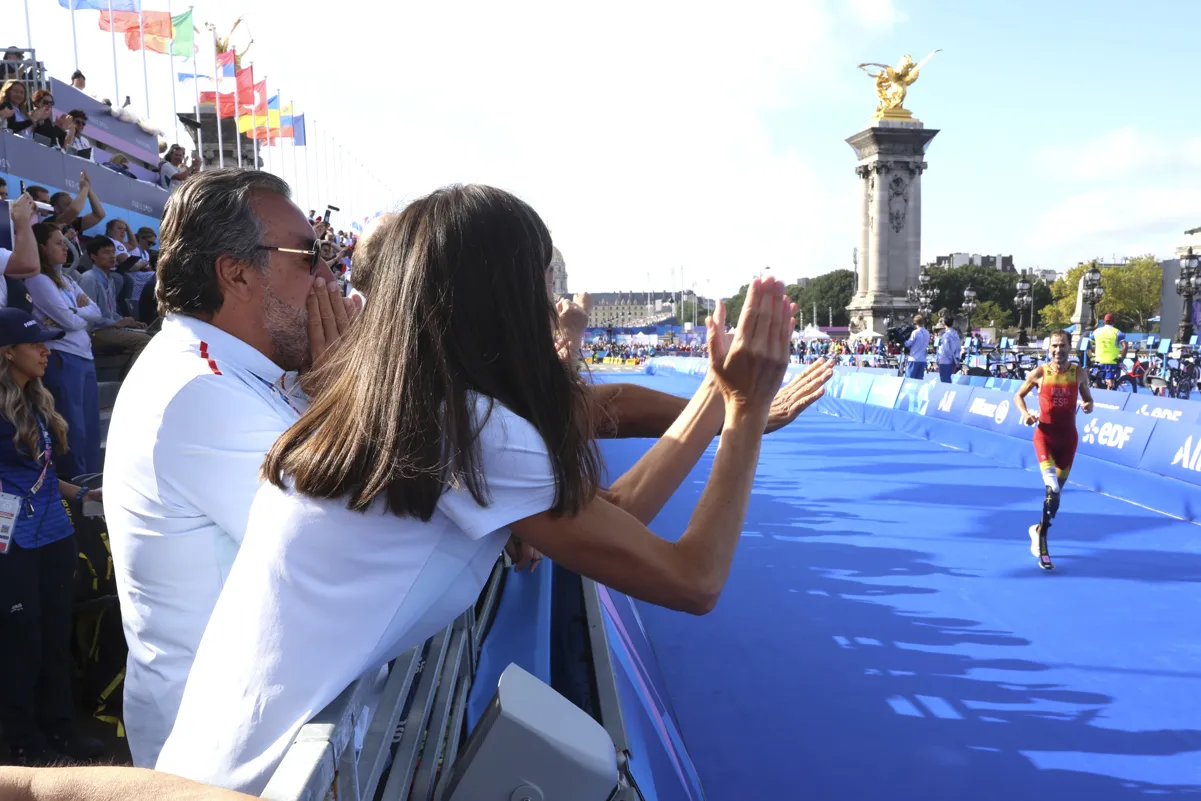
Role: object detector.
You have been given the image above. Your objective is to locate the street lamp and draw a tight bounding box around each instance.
[907,265,940,320]
[962,285,978,331]
[1082,261,1104,330]
[1014,271,1033,346]
[1175,247,1199,344]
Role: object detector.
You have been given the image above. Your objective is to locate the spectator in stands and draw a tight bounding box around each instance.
[77,237,151,367]
[2,195,40,308]
[1,49,24,80]
[26,225,102,480]
[156,185,828,793]
[38,171,106,234]
[64,111,90,159]
[0,177,8,200]
[70,70,86,91]
[28,90,75,150]
[0,79,33,133]
[157,145,199,190]
[0,307,104,766]
[104,219,134,260]
[99,153,136,180]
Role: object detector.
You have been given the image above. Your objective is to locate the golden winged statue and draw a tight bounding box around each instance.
[857,50,940,120]
[207,16,254,69]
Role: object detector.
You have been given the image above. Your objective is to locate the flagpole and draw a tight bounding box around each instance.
[210,27,225,168]
[303,120,311,214]
[107,0,121,105]
[290,102,299,199]
[138,0,151,118]
[166,0,180,145]
[23,0,33,52]
[231,52,242,167]
[189,7,202,169]
[264,85,274,175]
[69,0,80,73]
[314,119,322,207]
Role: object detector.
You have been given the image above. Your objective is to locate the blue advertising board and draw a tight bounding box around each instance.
[1076,408,1158,469]
[959,387,1036,440]
[924,381,972,423]
[893,378,927,413]
[1138,420,1201,487]
[1088,387,1132,414]
[840,371,876,403]
[865,375,903,408]
[6,132,68,197]
[1123,394,1201,426]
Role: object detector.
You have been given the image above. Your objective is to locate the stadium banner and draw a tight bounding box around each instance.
[6,133,67,197]
[1138,420,1201,487]
[1123,394,1201,426]
[1075,407,1158,469]
[865,375,903,408]
[51,78,161,164]
[923,381,972,423]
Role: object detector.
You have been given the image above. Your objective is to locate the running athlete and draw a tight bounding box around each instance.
[1013,330,1094,570]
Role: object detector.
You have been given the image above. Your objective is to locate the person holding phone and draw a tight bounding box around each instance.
[0,308,104,765]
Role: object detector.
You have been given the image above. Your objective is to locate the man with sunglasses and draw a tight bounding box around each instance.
[103,169,360,769]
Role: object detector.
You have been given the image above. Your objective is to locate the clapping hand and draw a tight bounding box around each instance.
[764,357,834,433]
[707,277,795,425]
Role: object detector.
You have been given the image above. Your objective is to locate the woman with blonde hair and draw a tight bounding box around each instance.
[0,308,103,765]
[0,80,34,133]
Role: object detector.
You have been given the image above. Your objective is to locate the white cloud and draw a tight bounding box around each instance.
[1033,127,1184,183]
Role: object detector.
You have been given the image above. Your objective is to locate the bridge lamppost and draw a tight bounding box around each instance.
[1083,261,1104,330]
[962,285,978,331]
[1014,272,1032,346]
[907,265,940,321]
[1175,247,1199,345]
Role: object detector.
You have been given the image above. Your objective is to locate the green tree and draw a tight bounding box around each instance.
[1038,262,1090,331]
[968,300,1013,329]
[789,269,857,327]
[723,283,749,325]
[1097,254,1161,332]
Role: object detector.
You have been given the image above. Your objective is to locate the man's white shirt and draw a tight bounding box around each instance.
[104,314,307,768]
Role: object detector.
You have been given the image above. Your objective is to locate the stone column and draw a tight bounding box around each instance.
[843,121,939,335]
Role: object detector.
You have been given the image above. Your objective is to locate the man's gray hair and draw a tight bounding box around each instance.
[156,168,291,318]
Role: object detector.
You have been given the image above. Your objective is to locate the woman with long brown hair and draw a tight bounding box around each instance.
[0,309,103,765]
[157,184,813,793]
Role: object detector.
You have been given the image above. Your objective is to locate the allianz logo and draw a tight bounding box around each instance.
[968,396,1010,425]
[1172,436,1201,472]
[1133,403,1184,422]
[937,390,956,413]
[1081,418,1134,449]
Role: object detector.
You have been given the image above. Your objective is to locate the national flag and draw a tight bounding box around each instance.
[291,114,306,146]
[234,66,255,98]
[216,51,236,78]
[179,71,212,82]
[99,10,172,35]
[100,9,194,56]
[59,0,137,9]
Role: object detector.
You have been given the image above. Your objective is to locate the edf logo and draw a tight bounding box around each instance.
[1136,404,1184,422]
[937,391,956,413]
[1082,418,1134,448]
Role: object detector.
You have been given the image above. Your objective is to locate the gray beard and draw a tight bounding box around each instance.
[265,290,310,373]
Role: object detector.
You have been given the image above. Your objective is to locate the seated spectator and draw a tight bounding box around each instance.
[33,172,106,234]
[0,79,32,133]
[104,219,134,260]
[28,90,74,150]
[70,70,86,91]
[157,145,199,190]
[0,307,104,766]
[77,237,151,368]
[2,195,41,308]
[100,153,137,179]
[26,225,102,480]
[64,110,91,159]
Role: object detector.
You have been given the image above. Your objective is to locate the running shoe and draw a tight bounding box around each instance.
[1028,524,1040,557]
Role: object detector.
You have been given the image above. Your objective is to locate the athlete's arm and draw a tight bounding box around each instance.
[1078,367,1095,414]
[1014,365,1043,424]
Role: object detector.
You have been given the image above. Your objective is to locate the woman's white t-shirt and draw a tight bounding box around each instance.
[155,397,557,795]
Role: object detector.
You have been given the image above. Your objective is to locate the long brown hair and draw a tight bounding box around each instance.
[32,223,67,289]
[0,347,68,458]
[263,184,601,519]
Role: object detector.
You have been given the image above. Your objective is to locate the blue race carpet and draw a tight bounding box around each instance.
[596,371,1201,801]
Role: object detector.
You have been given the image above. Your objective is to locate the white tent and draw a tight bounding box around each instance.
[801,324,831,341]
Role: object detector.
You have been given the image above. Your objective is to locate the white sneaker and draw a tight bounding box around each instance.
[1028,524,1040,557]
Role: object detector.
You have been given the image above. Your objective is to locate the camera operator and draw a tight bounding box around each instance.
[937,315,961,383]
[903,313,930,378]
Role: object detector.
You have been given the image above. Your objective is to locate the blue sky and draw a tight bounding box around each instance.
[20,0,1201,297]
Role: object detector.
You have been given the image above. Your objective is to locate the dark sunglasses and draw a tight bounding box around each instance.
[38,97,54,106]
[257,241,331,275]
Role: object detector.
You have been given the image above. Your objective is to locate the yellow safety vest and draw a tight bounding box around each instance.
[1094,325,1122,364]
